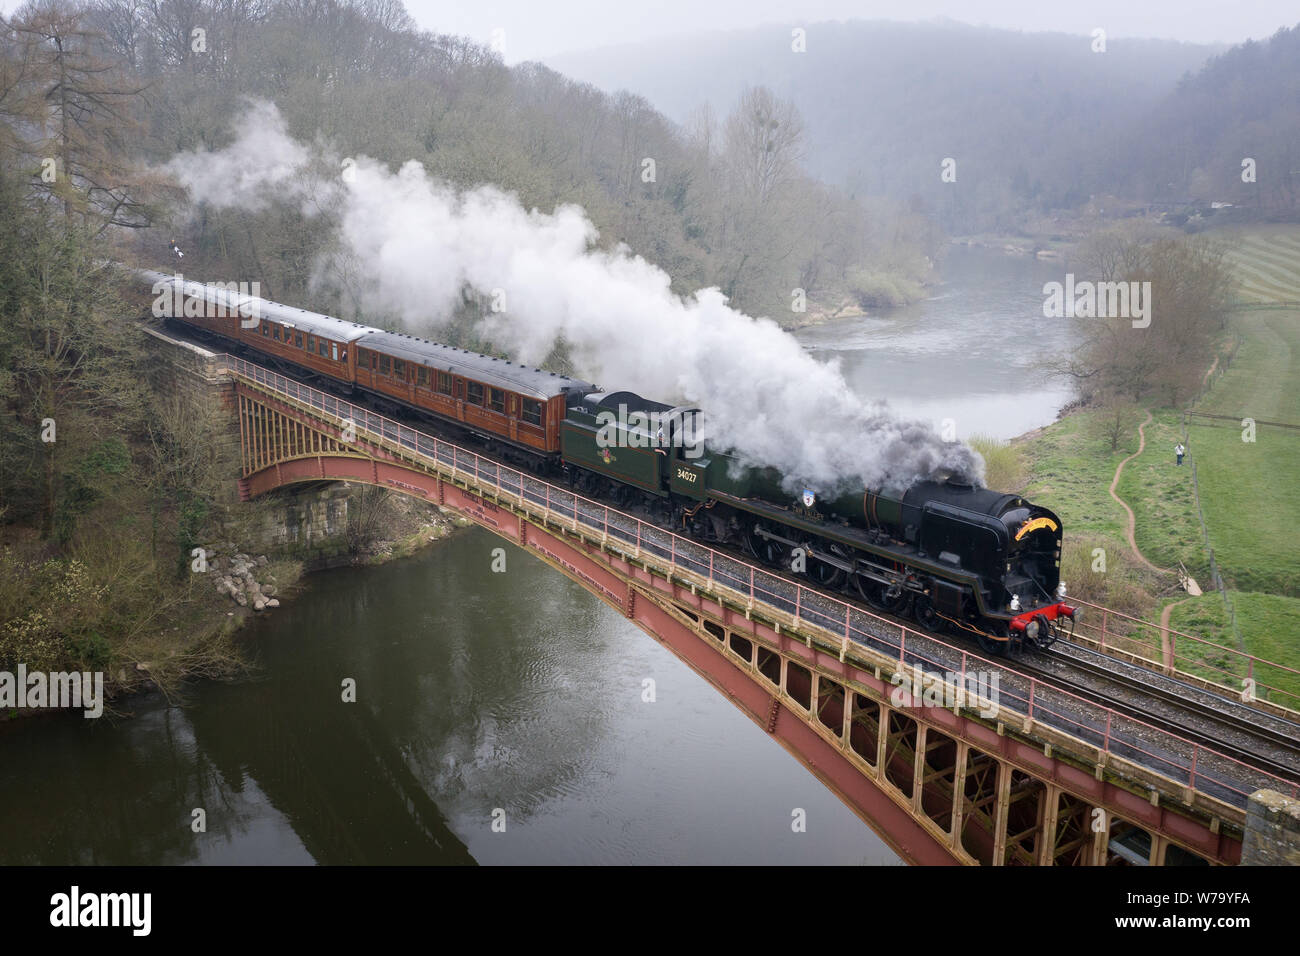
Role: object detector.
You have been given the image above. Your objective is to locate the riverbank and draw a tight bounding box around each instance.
[0,486,466,722]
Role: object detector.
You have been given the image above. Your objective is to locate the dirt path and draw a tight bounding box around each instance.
[1109,409,1166,574]
[1201,354,1219,389]
[1158,597,1191,671]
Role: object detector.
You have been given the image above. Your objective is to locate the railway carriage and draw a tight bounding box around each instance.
[142,270,591,464]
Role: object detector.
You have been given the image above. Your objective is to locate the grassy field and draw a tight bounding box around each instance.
[1019,410,1161,615]
[1018,223,1300,691]
[1190,254,1300,598]
[1115,409,1206,579]
[1216,224,1300,303]
[1021,410,1136,544]
[1166,591,1300,707]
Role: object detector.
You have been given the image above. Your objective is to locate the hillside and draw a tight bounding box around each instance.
[549,19,1300,231]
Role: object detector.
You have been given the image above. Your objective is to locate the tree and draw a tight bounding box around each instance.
[1092,400,1140,453]
[1058,232,1235,409]
[11,0,158,233]
[0,167,148,538]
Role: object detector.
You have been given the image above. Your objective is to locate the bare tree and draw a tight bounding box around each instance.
[723,85,804,205]
[11,0,158,232]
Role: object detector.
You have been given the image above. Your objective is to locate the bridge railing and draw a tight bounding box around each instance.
[223,354,1299,807]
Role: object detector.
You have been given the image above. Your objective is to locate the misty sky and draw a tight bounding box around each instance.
[0,0,1294,59]
[401,0,1297,62]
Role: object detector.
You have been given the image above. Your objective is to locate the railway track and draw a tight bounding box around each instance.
[1022,640,1300,781]
[724,537,1300,784]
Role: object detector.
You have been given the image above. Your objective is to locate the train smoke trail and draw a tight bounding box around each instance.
[165,101,983,494]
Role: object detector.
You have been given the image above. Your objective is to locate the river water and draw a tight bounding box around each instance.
[0,246,1073,865]
[796,245,1072,440]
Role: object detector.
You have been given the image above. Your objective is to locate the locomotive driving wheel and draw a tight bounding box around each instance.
[912,595,941,632]
[808,543,848,589]
[745,521,789,568]
[854,575,912,616]
[976,624,1007,657]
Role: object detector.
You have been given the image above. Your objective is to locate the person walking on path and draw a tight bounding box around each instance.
[1175,442,1186,466]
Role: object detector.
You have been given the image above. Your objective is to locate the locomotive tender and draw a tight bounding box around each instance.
[142,270,1077,653]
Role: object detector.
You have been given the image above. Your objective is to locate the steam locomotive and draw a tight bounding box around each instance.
[141,269,1077,653]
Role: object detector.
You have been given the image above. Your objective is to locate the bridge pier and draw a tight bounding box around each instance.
[1242,790,1300,865]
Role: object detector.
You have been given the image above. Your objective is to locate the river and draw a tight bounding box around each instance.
[796,245,1073,439]
[0,246,1073,865]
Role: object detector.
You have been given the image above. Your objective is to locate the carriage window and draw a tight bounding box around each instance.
[318,338,328,357]
[295,332,303,348]
[393,359,406,379]
[466,381,484,405]
[488,388,505,413]
[379,354,390,375]
[309,335,316,353]
[331,343,339,362]
[261,323,269,337]
[521,399,542,427]
[436,372,452,395]
[417,367,430,388]
[273,326,281,341]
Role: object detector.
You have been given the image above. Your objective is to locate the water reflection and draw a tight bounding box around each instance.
[0,530,893,865]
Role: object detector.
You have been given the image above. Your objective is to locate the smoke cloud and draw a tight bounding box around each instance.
[164,100,983,494]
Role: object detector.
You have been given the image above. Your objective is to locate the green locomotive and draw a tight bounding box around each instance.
[561,388,1075,653]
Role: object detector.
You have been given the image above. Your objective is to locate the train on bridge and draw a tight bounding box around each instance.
[138,269,1077,654]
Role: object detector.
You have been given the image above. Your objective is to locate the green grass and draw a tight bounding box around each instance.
[1215,224,1300,303]
[1187,312,1300,598]
[1021,409,1136,545]
[1116,409,1206,580]
[1020,410,1159,616]
[1167,592,1300,708]
[969,433,1027,492]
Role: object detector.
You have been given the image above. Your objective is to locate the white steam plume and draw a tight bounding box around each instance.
[165,101,983,494]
